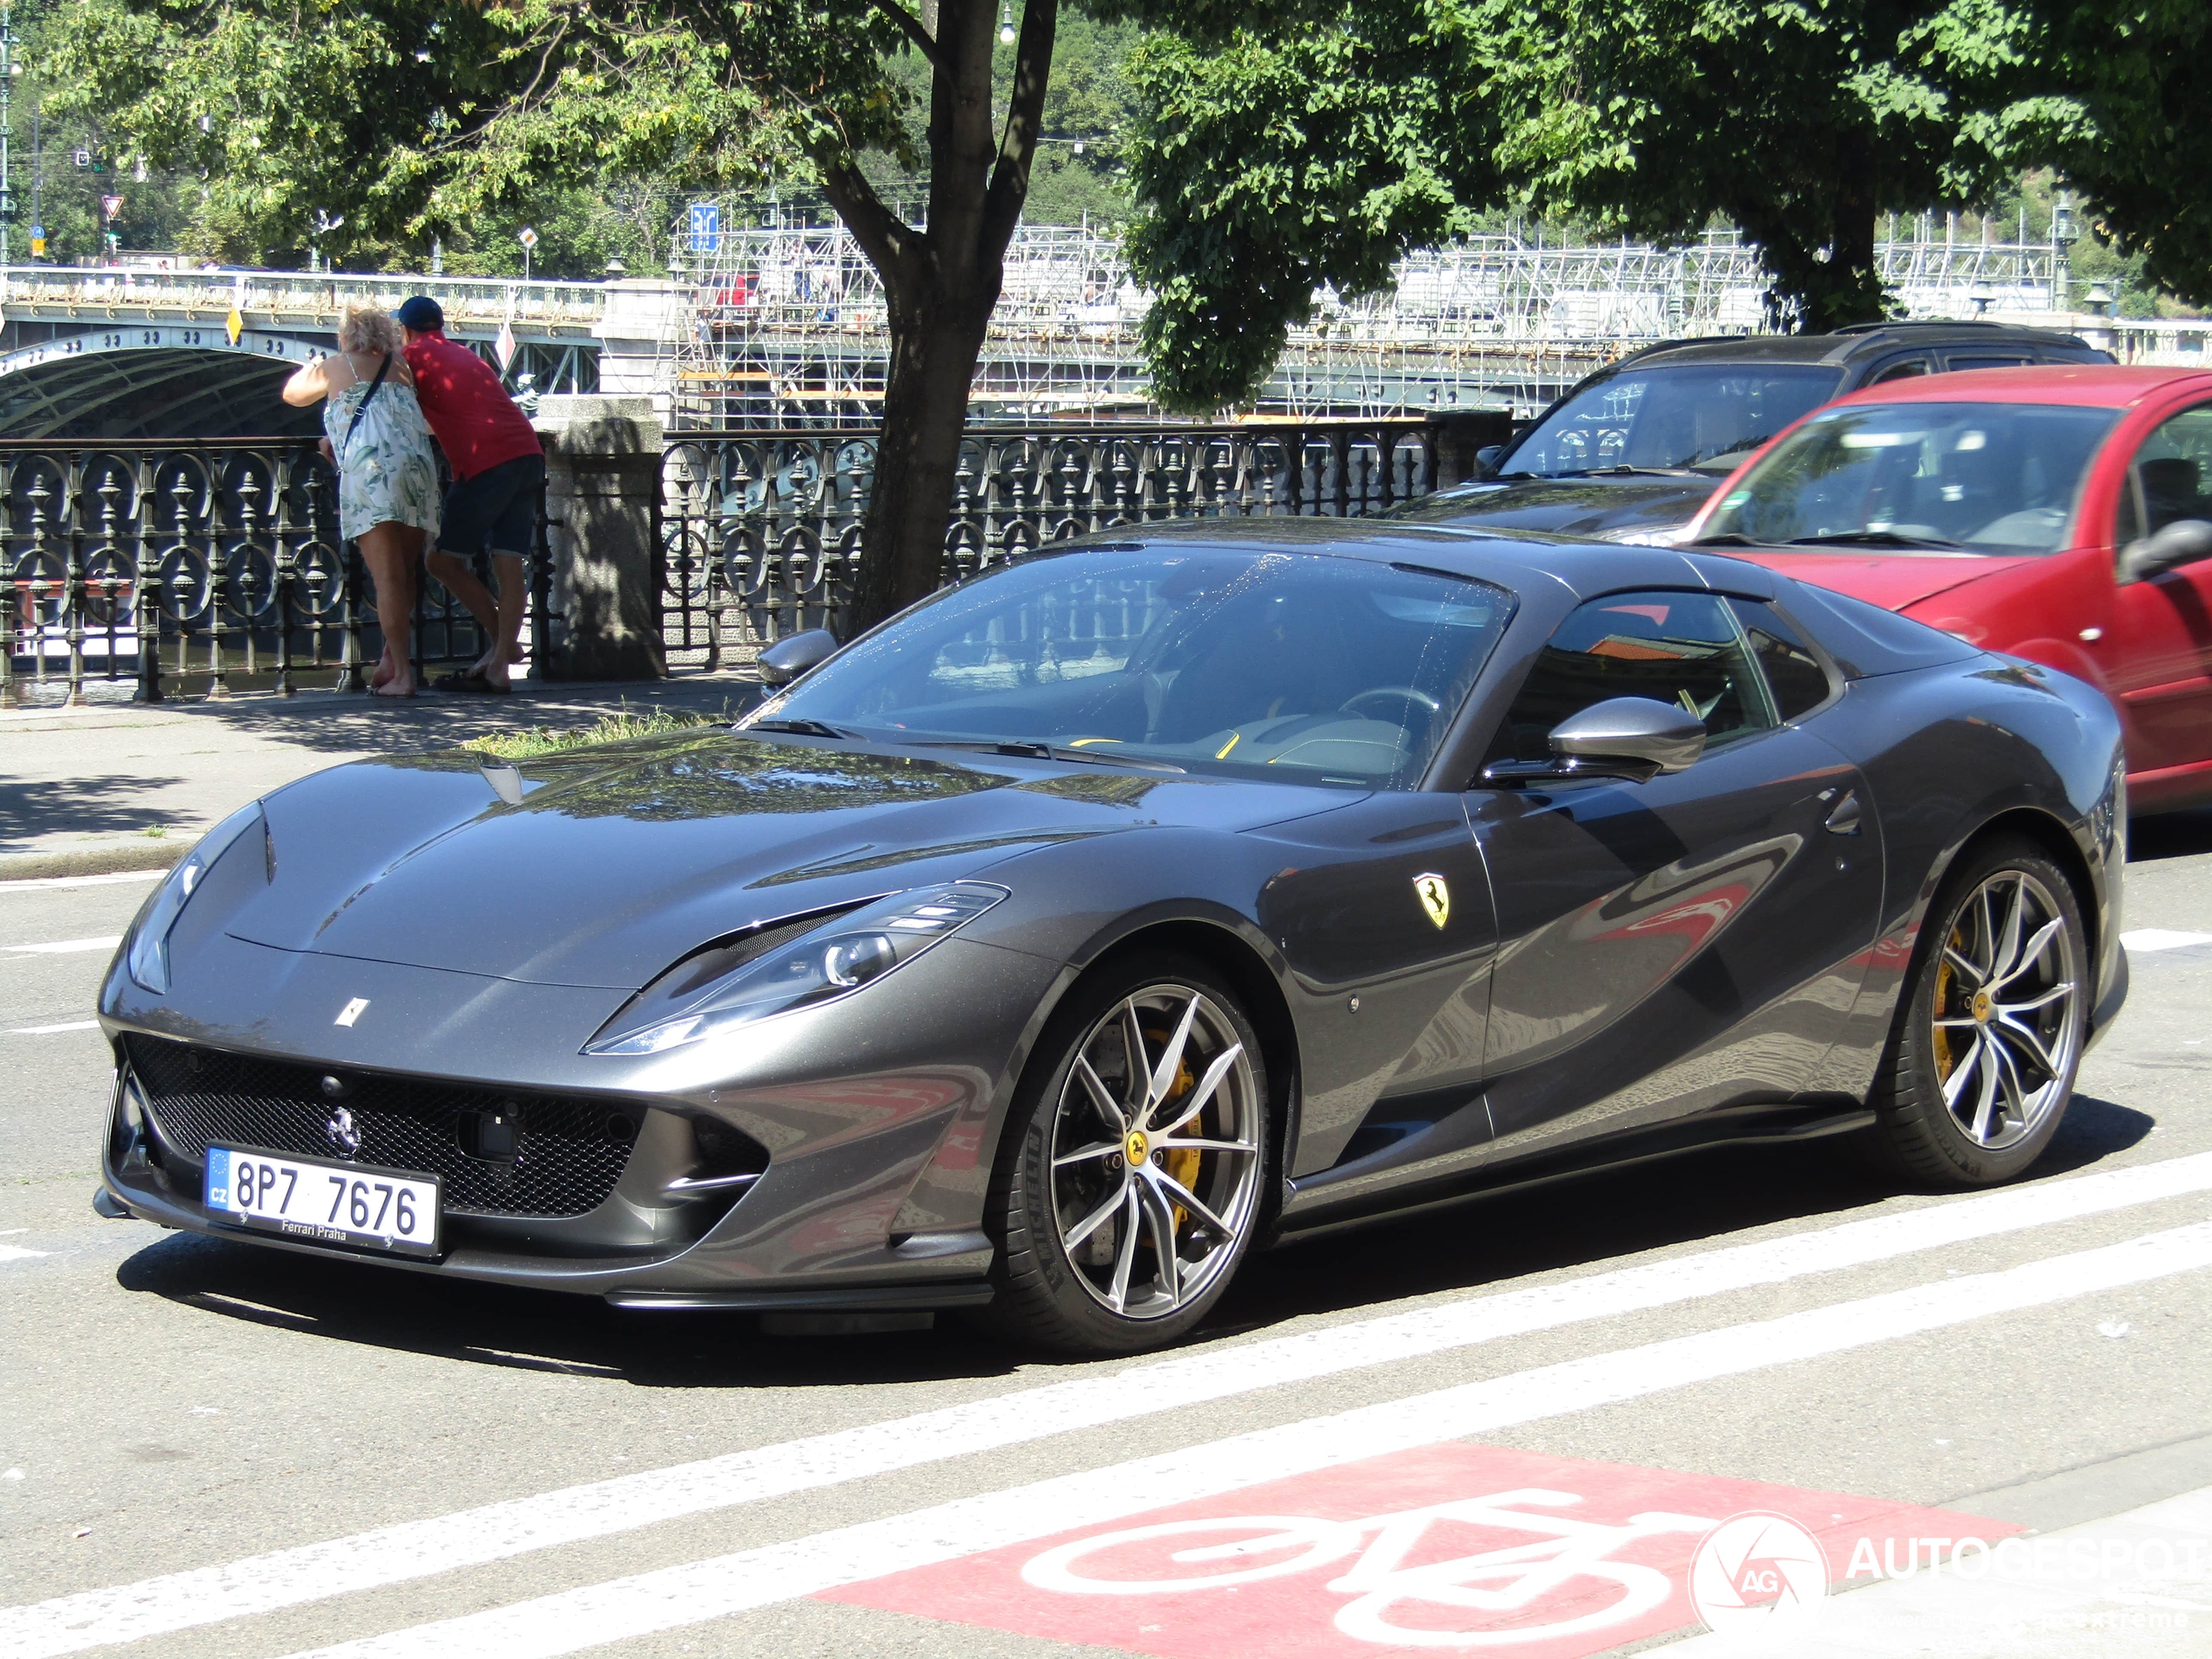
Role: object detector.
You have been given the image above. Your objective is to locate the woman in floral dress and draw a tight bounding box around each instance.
[281,306,442,697]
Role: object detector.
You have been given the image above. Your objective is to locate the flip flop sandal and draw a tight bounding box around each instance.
[434,670,514,695]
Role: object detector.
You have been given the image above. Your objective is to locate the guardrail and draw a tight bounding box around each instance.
[0,440,554,706]
[0,266,609,332]
[658,420,1462,663]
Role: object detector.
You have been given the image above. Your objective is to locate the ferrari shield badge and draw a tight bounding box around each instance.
[1413,873,1450,930]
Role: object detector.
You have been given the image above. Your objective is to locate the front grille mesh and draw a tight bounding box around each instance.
[126,1034,640,1218]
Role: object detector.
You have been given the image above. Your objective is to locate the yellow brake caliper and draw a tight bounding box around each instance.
[1145,1030,1204,1232]
[1932,924,1961,1081]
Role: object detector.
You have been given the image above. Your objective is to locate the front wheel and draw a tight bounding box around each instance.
[986,954,1271,1353]
[1867,837,2088,1187]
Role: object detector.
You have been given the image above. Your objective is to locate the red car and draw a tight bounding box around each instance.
[1687,365,2212,812]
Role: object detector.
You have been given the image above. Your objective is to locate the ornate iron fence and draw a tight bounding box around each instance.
[0,440,554,706]
[658,420,1447,664]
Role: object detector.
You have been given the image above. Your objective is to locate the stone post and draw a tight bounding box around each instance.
[1422,408,1517,489]
[530,395,667,682]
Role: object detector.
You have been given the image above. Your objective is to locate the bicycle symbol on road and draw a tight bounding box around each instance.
[1022,1487,1722,1648]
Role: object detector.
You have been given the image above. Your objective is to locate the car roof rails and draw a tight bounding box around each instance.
[1828,319,2010,335]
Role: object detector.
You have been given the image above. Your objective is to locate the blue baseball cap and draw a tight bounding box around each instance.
[395,296,445,332]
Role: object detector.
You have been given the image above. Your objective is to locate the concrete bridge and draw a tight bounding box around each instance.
[0,267,678,439]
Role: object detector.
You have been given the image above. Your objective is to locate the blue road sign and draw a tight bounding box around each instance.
[687,202,720,253]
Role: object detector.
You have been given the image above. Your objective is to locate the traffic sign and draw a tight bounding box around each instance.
[517,226,538,249]
[102,196,125,221]
[687,200,720,253]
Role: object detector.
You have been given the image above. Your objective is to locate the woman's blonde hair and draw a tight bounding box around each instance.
[338,304,402,357]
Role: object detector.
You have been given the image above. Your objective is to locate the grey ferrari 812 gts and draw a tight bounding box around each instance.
[97,522,2128,1352]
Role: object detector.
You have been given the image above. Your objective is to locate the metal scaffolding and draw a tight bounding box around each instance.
[664,216,2068,427]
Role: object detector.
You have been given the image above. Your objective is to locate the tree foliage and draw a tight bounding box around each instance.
[1123,0,2209,411]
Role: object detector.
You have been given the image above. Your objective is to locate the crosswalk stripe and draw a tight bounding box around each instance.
[282,1217,2212,1659]
[8,1150,2211,1659]
[0,871,165,894]
[2120,927,2212,954]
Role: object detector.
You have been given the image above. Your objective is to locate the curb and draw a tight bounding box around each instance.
[0,842,182,884]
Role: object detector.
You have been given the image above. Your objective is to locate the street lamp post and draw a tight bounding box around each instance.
[0,2,19,267]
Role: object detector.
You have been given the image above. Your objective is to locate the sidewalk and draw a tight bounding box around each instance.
[0,671,767,880]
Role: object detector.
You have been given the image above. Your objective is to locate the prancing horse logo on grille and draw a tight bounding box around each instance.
[326,1107,361,1157]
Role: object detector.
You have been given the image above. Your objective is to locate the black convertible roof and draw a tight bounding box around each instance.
[1050,516,1976,678]
[1062,514,1781,603]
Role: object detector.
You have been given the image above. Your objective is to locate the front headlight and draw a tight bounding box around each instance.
[584,881,1009,1055]
[125,802,266,995]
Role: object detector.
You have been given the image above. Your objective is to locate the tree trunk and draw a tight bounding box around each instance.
[817,0,1059,638]
[848,295,995,633]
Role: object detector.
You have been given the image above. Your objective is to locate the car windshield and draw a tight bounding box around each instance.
[745,546,1517,789]
[1503,363,1844,477]
[1696,401,2122,556]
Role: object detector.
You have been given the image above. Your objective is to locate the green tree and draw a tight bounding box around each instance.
[50,0,1116,635]
[1995,0,2212,310]
[1121,0,2209,411]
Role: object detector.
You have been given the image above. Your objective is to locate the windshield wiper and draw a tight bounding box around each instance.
[1688,532,1763,547]
[745,718,853,738]
[1785,529,1965,550]
[1542,466,1710,481]
[907,738,1186,774]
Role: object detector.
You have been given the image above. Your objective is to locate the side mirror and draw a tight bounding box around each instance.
[756,628,839,687]
[1481,697,1708,786]
[1474,444,1505,477]
[2121,518,2212,583]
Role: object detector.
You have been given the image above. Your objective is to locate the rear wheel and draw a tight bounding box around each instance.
[986,954,1271,1353]
[1868,838,2087,1187]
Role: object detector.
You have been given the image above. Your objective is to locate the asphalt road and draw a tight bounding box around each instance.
[5,813,2212,1659]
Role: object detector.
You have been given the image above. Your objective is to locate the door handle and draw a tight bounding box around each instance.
[1824,789,1864,836]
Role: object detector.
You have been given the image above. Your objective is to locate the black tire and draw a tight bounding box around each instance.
[984,952,1273,1355]
[1866,835,2089,1188]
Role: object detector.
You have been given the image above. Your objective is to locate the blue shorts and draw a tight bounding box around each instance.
[438,453,544,560]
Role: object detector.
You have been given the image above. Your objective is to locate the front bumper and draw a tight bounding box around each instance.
[98,933,1067,1305]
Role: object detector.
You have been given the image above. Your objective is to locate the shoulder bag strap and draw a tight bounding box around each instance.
[342,353,395,450]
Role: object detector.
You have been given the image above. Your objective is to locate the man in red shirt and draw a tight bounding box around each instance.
[395,296,545,691]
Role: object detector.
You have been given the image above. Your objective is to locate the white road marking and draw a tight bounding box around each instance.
[0,1244,48,1263]
[2120,928,2212,953]
[282,1219,2212,1659]
[4,1021,98,1035]
[3,937,121,955]
[0,870,165,894]
[9,1150,2212,1659]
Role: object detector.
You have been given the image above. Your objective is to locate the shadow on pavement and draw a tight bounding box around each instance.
[111,1094,2158,1386]
[2130,809,2212,863]
[0,772,186,854]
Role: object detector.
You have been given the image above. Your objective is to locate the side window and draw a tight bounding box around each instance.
[1944,354,2032,374]
[1728,600,1833,721]
[1492,591,1776,765]
[2121,403,2212,557]
[1866,358,1930,385]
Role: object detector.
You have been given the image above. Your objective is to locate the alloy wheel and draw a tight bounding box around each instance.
[1048,984,1263,1320]
[1929,868,2082,1150]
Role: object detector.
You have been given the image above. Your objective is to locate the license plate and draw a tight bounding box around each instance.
[204,1145,441,1258]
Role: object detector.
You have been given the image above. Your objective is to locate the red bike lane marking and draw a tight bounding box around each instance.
[821,1441,2018,1657]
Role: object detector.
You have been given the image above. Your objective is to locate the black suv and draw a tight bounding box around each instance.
[1393,320,2113,543]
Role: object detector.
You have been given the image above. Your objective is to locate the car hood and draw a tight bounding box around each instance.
[1724,550,2040,613]
[1394,477,1719,539]
[222,732,1348,988]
